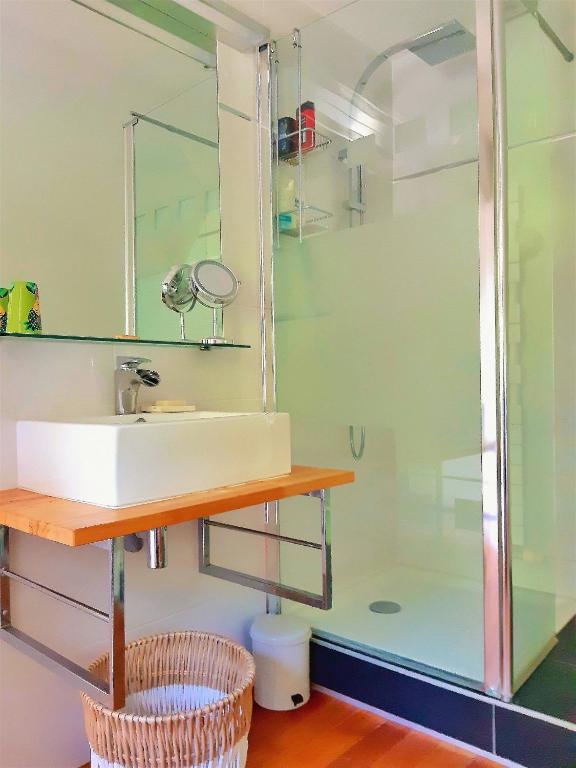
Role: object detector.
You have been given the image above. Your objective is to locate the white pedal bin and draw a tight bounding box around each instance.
[249,614,311,711]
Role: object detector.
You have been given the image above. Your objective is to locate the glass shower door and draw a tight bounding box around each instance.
[272,0,485,686]
[503,0,576,720]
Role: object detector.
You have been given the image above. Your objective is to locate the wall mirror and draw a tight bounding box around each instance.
[0,0,238,347]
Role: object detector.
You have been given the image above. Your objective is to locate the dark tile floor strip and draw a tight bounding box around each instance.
[494,707,576,768]
[513,617,576,724]
[311,643,494,753]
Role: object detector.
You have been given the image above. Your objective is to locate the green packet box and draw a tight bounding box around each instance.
[6,281,42,334]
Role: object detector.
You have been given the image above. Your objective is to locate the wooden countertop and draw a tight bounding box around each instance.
[0,466,354,547]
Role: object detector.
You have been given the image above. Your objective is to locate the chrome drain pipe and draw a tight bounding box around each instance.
[147,527,168,569]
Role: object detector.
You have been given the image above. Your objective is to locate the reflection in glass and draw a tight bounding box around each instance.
[134,114,221,342]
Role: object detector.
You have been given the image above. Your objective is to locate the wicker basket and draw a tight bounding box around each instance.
[81,632,255,768]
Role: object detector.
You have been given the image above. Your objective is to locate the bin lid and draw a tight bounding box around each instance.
[250,614,311,646]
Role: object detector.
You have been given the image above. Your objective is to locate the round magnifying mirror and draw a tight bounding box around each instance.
[161,261,240,344]
[161,264,196,340]
[188,260,240,347]
[189,260,239,309]
[162,264,196,313]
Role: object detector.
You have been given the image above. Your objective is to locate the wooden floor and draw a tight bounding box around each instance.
[246,692,501,768]
[79,691,501,768]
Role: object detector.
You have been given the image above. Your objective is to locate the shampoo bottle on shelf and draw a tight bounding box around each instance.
[278,116,297,158]
[296,101,315,152]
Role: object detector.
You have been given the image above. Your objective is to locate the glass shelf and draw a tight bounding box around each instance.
[277,129,332,165]
[278,203,333,238]
[0,332,250,350]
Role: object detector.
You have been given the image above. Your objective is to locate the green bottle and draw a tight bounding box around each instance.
[0,288,9,334]
[6,281,42,334]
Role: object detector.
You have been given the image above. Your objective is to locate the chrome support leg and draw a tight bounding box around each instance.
[320,489,332,609]
[109,537,126,710]
[264,501,281,615]
[0,526,10,629]
[199,516,210,570]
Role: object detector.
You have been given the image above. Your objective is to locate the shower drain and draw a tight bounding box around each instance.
[369,601,402,614]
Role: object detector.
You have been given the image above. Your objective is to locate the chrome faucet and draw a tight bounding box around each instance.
[115,356,160,415]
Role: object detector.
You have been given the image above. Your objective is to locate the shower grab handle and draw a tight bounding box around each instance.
[349,426,366,461]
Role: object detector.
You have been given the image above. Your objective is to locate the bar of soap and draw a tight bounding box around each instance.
[155,400,187,406]
[142,404,196,413]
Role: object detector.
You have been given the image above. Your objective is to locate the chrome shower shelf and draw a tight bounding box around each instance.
[277,129,332,165]
[279,204,333,238]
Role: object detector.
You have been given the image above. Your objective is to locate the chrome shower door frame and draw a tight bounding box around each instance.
[476,0,513,702]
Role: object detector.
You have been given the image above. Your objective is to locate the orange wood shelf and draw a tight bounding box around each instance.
[0,465,354,547]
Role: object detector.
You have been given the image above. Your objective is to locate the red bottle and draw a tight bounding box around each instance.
[296,101,315,152]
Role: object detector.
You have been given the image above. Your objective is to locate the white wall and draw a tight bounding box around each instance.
[0,40,265,768]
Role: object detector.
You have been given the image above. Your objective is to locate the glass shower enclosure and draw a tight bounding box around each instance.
[260,0,575,711]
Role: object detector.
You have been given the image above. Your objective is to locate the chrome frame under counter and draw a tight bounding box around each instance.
[0,529,126,710]
[0,467,351,709]
[199,488,332,610]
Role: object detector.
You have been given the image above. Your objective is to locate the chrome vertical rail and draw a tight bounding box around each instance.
[267,42,280,416]
[257,42,272,414]
[108,537,126,710]
[258,42,282,615]
[198,517,210,569]
[0,527,10,629]
[123,117,138,336]
[476,0,513,700]
[319,489,332,610]
[293,29,303,243]
[272,43,281,249]
[263,499,281,615]
[493,0,513,703]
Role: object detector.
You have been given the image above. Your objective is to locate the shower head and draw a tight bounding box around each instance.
[407,20,476,65]
[352,20,476,104]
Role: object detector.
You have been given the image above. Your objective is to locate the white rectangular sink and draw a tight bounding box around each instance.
[17,412,291,507]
